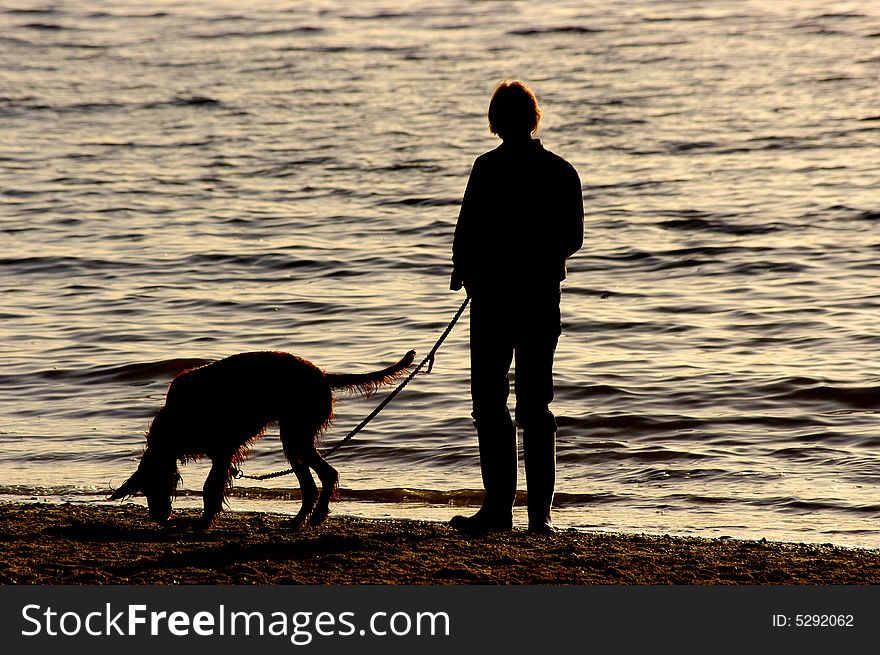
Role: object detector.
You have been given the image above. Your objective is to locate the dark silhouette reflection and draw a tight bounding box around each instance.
[450,80,584,535]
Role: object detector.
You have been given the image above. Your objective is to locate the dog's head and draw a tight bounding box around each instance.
[109,449,181,524]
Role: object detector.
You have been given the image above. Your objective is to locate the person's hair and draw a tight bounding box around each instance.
[487,80,542,139]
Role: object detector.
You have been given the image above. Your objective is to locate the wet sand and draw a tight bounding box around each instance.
[2,502,879,584]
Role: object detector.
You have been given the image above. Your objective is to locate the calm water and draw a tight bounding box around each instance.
[2,0,880,547]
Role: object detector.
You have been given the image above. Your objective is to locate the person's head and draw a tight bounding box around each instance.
[488,80,542,140]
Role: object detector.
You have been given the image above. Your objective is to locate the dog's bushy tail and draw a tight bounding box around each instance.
[325,350,415,397]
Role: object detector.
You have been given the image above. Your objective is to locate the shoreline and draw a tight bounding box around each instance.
[2,502,879,584]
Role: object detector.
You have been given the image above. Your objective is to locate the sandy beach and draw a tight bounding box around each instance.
[1,502,879,585]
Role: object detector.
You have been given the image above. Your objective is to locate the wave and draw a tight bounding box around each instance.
[188,27,324,39]
[342,10,414,20]
[811,12,868,20]
[658,217,779,236]
[145,95,223,108]
[86,11,169,19]
[0,250,377,281]
[6,485,879,519]
[186,251,325,270]
[856,210,880,221]
[613,131,876,157]
[773,498,880,515]
[558,413,706,436]
[27,358,213,384]
[0,484,633,509]
[653,208,780,235]
[2,95,227,117]
[0,255,134,275]
[2,8,60,15]
[508,26,605,36]
[376,196,460,207]
[641,14,757,23]
[178,251,376,279]
[582,178,679,193]
[20,22,69,31]
[661,492,880,515]
[559,447,712,464]
[583,244,801,275]
[772,384,880,410]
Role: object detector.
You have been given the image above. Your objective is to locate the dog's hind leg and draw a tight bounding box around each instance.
[291,461,319,529]
[280,420,322,528]
[302,448,338,526]
[197,454,235,530]
[279,391,336,527]
[288,453,319,529]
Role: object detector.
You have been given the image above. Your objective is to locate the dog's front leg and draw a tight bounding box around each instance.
[197,456,233,531]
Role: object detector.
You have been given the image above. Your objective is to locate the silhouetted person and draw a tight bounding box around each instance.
[449,80,583,535]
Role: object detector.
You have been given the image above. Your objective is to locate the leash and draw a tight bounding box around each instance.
[234,296,470,481]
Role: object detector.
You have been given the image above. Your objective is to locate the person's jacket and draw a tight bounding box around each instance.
[451,138,584,296]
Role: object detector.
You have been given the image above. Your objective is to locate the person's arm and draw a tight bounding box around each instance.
[561,165,584,259]
[451,159,483,292]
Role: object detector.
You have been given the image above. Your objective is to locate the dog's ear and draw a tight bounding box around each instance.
[109,470,143,500]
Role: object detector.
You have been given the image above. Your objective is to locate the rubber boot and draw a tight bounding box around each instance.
[524,430,556,534]
[450,419,516,536]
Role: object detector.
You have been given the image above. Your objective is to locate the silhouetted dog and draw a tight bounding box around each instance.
[110,350,415,530]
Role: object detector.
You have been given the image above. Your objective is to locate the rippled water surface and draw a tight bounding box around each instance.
[2,0,880,547]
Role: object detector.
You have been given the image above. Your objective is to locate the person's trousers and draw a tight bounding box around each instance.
[469,287,560,521]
